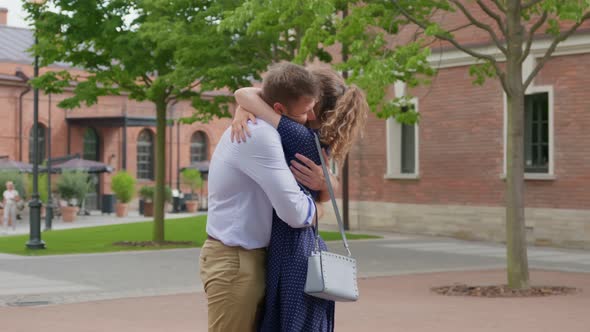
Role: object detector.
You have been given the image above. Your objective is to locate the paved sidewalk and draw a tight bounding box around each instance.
[0,269,587,332]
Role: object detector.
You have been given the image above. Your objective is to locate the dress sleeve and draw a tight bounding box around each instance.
[276,116,322,167]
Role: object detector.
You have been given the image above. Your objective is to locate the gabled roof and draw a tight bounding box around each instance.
[0,26,34,64]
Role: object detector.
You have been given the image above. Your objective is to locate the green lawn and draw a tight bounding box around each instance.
[0,216,378,256]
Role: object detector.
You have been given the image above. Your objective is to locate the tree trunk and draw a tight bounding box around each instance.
[505,0,529,289]
[153,99,167,243]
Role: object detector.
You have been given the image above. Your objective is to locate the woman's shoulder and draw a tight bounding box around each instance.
[278,116,316,136]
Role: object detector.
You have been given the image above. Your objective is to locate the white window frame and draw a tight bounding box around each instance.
[385,82,420,180]
[503,86,555,180]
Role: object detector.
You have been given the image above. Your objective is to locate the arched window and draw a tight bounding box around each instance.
[190,131,208,163]
[137,129,154,180]
[83,128,100,161]
[29,124,47,164]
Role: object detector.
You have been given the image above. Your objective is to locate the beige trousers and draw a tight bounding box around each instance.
[199,239,266,332]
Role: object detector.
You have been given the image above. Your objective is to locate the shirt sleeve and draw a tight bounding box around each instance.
[237,123,315,228]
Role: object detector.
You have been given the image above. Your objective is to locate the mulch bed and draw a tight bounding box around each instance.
[431,284,579,298]
[113,241,194,247]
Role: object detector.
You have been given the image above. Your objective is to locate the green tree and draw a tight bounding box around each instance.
[223,0,433,231]
[26,0,269,243]
[227,0,590,289]
[388,0,590,290]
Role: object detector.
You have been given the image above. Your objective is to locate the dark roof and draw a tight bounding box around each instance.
[0,26,34,64]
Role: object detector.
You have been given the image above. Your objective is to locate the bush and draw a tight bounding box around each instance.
[56,171,91,206]
[0,171,27,200]
[181,168,203,196]
[111,171,136,204]
[139,185,155,202]
[138,185,172,203]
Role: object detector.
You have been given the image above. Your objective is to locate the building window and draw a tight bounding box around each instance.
[190,131,208,163]
[385,92,419,179]
[400,107,416,174]
[524,93,549,173]
[503,86,553,179]
[83,128,100,161]
[137,129,154,180]
[29,124,47,164]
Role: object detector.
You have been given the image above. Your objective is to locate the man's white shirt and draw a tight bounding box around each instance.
[206,120,315,250]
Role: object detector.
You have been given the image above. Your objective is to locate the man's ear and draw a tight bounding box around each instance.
[273,102,286,115]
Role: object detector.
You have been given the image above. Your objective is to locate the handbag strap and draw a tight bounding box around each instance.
[313,133,352,257]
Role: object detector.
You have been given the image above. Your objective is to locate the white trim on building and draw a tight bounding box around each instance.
[428,33,590,68]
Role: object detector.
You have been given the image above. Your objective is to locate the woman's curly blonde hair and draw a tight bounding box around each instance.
[309,66,369,164]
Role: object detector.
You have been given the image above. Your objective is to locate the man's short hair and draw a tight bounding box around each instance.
[261,62,319,108]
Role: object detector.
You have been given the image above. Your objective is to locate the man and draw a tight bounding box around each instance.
[200,63,320,332]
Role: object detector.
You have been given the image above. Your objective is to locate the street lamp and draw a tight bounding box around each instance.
[26,0,47,249]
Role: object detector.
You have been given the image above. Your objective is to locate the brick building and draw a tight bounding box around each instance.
[0,12,230,211]
[320,7,590,250]
[0,7,588,248]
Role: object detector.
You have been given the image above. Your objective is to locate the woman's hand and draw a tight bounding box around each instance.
[231,106,257,143]
[290,149,330,191]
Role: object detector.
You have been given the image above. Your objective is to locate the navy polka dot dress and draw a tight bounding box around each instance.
[258,117,335,332]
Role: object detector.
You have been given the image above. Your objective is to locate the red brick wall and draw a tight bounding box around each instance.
[347,52,590,210]
[0,82,231,201]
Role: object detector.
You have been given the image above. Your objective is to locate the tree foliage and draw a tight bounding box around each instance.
[26,0,274,242]
[225,0,590,290]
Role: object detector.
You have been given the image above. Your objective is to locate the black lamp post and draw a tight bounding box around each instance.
[26,0,46,249]
[45,93,53,230]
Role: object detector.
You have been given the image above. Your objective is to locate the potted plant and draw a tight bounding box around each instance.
[139,185,155,217]
[110,171,136,217]
[181,169,203,213]
[56,171,90,222]
[138,185,172,217]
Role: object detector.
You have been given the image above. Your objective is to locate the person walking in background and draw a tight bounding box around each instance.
[2,181,20,233]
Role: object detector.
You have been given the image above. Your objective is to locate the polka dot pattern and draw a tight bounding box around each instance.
[258,116,335,332]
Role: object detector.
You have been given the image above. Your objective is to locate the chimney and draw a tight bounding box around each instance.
[0,8,7,26]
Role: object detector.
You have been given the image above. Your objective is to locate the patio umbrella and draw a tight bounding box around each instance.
[0,159,34,173]
[52,158,114,173]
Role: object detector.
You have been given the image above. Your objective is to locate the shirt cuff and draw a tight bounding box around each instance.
[303,195,315,226]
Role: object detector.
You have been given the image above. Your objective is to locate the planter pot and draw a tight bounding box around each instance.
[185,200,198,213]
[115,203,129,218]
[143,201,154,217]
[61,206,78,222]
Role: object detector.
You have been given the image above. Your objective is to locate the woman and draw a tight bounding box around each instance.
[2,181,20,232]
[232,66,369,331]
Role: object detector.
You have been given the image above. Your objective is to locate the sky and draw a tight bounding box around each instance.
[0,0,31,28]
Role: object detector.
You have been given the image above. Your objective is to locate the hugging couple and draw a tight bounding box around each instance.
[200,62,369,332]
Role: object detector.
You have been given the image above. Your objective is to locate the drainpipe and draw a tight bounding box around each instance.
[16,69,31,161]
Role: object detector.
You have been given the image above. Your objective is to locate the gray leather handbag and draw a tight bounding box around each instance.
[304,134,359,302]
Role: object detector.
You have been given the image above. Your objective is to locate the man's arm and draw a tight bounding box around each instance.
[238,122,315,228]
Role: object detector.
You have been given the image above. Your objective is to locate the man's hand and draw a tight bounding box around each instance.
[231,106,257,143]
[290,149,330,191]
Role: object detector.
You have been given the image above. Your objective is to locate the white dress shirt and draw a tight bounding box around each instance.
[206,120,315,250]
